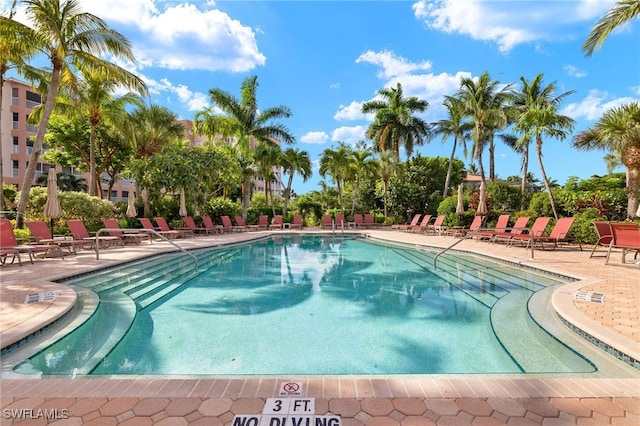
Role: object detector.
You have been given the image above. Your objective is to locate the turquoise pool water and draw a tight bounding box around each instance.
[14,235,594,376]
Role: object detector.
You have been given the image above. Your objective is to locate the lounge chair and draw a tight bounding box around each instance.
[530,217,581,250]
[353,214,364,228]
[202,215,223,234]
[256,215,269,231]
[139,217,180,239]
[0,247,22,266]
[290,215,303,230]
[220,215,242,232]
[507,216,551,247]
[476,214,510,241]
[589,221,613,258]
[335,214,346,229]
[183,216,212,234]
[270,215,284,230]
[491,216,530,244]
[155,217,192,238]
[393,214,421,231]
[364,213,381,228]
[1,218,63,262]
[408,215,432,233]
[321,214,333,229]
[67,219,121,248]
[446,215,484,237]
[27,220,89,253]
[424,215,446,235]
[605,222,640,265]
[233,216,251,231]
[102,218,149,245]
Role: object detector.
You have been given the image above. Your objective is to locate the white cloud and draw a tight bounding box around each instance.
[563,65,588,78]
[356,50,432,79]
[79,0,265,72]
[334,101,369,121]
[300,131,329,144]
[563,90,638,121]
[331,126,367,145]
[412,0,615,53]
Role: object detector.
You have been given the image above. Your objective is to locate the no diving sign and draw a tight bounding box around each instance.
[232,397,341,426]
[279,382,302,396]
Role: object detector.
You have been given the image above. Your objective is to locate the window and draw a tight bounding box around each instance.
[12,112,19,130]
[26,115,38,133]
[12,160,19,178]
[26,139,34,155]
[12,137,19,154]
[11,87,18,106]
[122,191,129,200]
[26,91,42,109]
[111,191,118,202]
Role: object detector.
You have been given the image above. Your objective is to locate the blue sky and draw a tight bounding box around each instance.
[7,0,640,195]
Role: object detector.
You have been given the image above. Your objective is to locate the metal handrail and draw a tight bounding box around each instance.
[433,226,535,271]
[95,228,198,272]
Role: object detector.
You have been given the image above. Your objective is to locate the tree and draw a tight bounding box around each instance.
[573,102,640,219]
[208,75,295,219]
[362,82,432,160]
[377,151,398,219]
[583,0,640,56]
[513,73,574,210]
[4,0,140,228]
[280,147,312,216]
[254,141,282,215]
[319,143,354,211]
[457,71,512,186]
[350,147,379,215]
[433,95,472,198]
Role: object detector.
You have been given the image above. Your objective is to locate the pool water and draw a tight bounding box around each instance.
[14,235,595,376]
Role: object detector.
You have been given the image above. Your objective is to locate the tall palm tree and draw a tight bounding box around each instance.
[319,143,354,211]
[433,95,472,197]
[254,141,282,215]
[4,0,140,228]
[69,68,145,196]
[350,148,379,215]
[457,71,512,186]
[378,151,398,219]
[208,75,295,219]
[515,103,575,220]
[362,82,432,160]
[513,73,575,209]
[583,0,640,56]
[573,102,640,218]
[280,147,312,216]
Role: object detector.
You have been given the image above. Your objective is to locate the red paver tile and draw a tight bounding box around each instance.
[361,398,394,416]
[402,416,436,426]
[518,398,560,417]
[472,416,510,426]
[165,398,202,417]
[354,378,374,398]
[487,398,527,417]
[188,417,224,426]
[611,398,640,415]
[154,417,188,425]
[230,398,264,414]
[197,398,233,417]
[455,398,493,416]
[66,398,106,417]
[424,399,459,416]
[367,417,400,426]
[329,399,361,417]
[393,398,427,416]
[435,414,472,425]
[98,398,138,416]
[81,417,118,426]
[549,398,592,418]
[581,398,626,417]
[119,417,152,426]
[611,412,640,426]
[132,398,170,416]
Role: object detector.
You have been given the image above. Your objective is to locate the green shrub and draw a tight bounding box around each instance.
[206,197,241,224]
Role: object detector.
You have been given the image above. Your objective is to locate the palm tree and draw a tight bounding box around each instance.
[583,0,640,56]
[350,148,379,215]
[604,152,623,174]
[280,147,312,216]
[515,103,575,220]
[457,71,512,186]
[513,73,575,209]
[378,151,399,219]
[4,0,140,228]
[573,102,640,218]
[69,69,145,196]
[254,141,282,215]
[362,82,432,160]
[433,95,472,197]
[208,75,295,219]
[319,143,354,211]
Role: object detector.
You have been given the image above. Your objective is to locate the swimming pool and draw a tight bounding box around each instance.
[13,235,595,376]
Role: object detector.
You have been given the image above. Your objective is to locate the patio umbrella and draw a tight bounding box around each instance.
[179,188,187,217]
[636,202,640,218]
[476,180,488,216]
[126,184,137,217]
[43,168,61,234]
[456,184,465,215]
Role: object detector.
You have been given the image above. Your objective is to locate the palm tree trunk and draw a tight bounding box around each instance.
[536,136,559,220]
[242,177,251,220]
[622,146,640,219]
[443,136,458,198]
[282,175,294,216]
[383,179,389,219]
[89,123,97,196]
[0,71,5,213]
[520,144,529,210]
[16,68,61,229]
[489,135,495,181]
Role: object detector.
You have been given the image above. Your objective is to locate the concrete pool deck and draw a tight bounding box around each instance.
[1,228,638,425]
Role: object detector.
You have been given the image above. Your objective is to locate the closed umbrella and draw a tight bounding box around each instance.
[126,184,137,217]
[456,184,465,215]
[43,168,61,234]
[636,202,640,218]
[179,188,187,217]
[476,180,488,216]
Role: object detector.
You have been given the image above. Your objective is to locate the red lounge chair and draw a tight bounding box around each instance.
[1,218,62,263]
[102,218,149,244]
[321,214,333,229]
[139,217,179,239]
[233,216,251,231]
[155,217,191,238]
[256,215,269,231]
[183,216,212,234]
[290,215,303,230]
[447,215,485,237]
[507,216,551,247]
[270,215,284,230]
[590,221,613,258]
[353,214,364,228]
[335,214,346,229]
[476,214,510,240]
[393,214,421,231]
[202,216,223,234]
[531,217,581,250]
[27,220,88,253]
[408,215,432,232]
[424,215,446,235]
[605,222,640,265]
[0,247,22,266]
[491,216,530,244]
[364,213,381,228]
[67,219,121,248]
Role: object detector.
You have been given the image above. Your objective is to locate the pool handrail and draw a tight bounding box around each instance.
[95,228,198,272]
[433,226,535,271]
